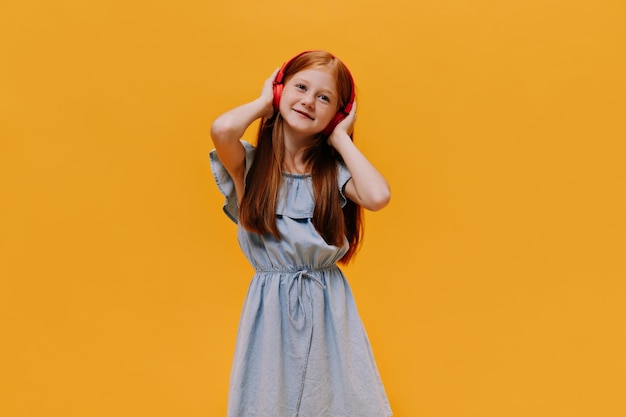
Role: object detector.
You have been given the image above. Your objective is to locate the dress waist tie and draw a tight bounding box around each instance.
[289,268,327,417]
[287,269,327,329]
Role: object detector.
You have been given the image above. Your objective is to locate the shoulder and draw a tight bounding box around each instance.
[242,140,256,169]
[208,140,257,223]
[337,158,352,186]
[241,139,255,153]
[336,159,352,207]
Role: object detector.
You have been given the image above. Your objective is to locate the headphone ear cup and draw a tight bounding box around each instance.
[272,82,283,112]
[322,112,347,136]
[323,75,355,135]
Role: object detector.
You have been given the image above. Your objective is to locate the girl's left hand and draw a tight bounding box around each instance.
[328,101,357,147]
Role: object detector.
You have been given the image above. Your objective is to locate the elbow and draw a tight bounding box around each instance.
[364,188,391,212]
[210,118,235,144]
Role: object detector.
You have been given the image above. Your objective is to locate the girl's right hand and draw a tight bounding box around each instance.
[259,68,280,119]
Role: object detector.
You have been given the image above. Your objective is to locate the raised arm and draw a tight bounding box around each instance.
[210,68,278,202]
[328,102,391,211]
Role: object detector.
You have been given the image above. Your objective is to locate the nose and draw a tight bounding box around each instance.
[300,92,315,107]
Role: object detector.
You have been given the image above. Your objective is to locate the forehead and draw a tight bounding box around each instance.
[289,68,337,91]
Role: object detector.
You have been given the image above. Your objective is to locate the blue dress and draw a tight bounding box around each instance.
[210,141,392,417]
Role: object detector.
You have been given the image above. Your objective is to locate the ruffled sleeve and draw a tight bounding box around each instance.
[337,160,352,208]
[209,140,256,224]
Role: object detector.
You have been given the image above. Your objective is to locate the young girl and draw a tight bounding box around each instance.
[209,50,392,417]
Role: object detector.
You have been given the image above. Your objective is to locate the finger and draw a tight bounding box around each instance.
[350,100,357,115]
[269,67,280,80]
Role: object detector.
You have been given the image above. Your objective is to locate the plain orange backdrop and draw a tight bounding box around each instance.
[1,0,625,416]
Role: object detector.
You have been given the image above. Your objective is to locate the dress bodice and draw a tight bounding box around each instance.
[209,141,352,271]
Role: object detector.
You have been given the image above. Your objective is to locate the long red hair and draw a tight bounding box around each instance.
[239,51,363,263]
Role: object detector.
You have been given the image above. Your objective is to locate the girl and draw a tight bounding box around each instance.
[210,50,392,417]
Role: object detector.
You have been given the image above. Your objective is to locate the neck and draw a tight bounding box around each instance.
[282,129,316,174]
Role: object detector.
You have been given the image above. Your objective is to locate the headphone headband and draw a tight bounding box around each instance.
[272,51,355,135]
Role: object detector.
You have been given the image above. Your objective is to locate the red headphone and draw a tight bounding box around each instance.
[272,51,355,136]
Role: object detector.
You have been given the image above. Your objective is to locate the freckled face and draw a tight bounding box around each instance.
[278,68,339,136]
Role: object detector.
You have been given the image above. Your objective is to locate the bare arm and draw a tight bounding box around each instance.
[210,69,278,202]
[328,102,391,211]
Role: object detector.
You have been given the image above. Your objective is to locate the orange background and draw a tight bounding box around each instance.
[1,1,625,416]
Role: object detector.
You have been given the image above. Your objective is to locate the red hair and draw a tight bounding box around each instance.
[239,51,362,263]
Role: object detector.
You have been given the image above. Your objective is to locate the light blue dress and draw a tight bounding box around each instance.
[210,141,392,417]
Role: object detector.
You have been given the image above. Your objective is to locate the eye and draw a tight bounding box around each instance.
[295,83,306,91]
[318,94,331,103]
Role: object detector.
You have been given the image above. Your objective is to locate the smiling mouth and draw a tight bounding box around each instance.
[293,109,314,120]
